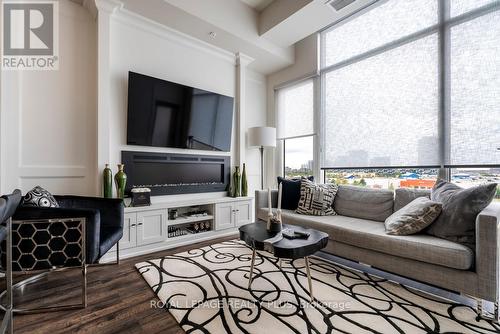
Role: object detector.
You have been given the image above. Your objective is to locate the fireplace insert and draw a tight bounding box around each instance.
[121,151,230,196]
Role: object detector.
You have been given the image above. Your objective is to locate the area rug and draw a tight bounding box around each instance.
[135,240,499,333]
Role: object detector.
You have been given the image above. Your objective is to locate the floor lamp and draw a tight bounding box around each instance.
[248,126,276,190]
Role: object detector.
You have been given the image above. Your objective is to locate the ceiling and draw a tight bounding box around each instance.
[82,0,378,75]
[239,0,275,12]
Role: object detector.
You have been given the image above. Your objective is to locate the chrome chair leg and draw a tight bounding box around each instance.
[88,241,120,267]
[7,217,13,334]
[116,240,120,265]
[0,217,87,315]
[0,217,14,334]
[0,267,88,314]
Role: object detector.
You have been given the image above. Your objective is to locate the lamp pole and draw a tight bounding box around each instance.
[260,146,264,190]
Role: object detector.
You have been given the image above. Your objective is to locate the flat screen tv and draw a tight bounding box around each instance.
[127,71,234,151]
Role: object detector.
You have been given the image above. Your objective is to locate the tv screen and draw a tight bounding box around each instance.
[126,72,234,151]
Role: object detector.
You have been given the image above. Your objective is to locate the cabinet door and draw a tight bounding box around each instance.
[137,209,167,246]
[120,213,137,250]
[234,201,252,227]
[215,202,235,230]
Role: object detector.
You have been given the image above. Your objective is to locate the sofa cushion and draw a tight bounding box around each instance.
[427,179,497,250]
[333,185,394,222]
[394,188,430,212]
[257,208,473,270]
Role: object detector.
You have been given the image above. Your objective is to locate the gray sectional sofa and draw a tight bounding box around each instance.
[255,185,500,307]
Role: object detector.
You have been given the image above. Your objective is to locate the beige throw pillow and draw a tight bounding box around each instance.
[385,197,442,235]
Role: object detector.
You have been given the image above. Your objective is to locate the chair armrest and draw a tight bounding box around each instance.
[255,190,278,221]
[475,202,500,301]
[54,195,124,229]
[13,206,101,264]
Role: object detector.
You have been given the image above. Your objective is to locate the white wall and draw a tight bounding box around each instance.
[0,1,97,195]
[265,33,318,187]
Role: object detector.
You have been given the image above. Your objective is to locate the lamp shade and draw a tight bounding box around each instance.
[248,126,276,148]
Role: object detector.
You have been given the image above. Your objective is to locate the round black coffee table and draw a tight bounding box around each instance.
[239,220,328,301]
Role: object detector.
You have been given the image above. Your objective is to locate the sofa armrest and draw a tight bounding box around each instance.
[54,195,124,229]
[255,190,278,221]
[476,202,500,301]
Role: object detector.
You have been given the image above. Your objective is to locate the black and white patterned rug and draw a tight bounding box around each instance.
[135,240,499,333]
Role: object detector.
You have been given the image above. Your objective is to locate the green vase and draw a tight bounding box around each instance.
[241,163,248,197]
[114,164,127,199]
[232,166,241,197]
[103,164,113,198]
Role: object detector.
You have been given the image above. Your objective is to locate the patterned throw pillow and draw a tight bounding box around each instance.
[296,179,338,216]
[385,197,442,235]
[22,186,59,208]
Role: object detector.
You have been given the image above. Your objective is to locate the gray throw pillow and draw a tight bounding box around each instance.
[426,179,497,250]
[385,197,442,235]
[296,179,338,216]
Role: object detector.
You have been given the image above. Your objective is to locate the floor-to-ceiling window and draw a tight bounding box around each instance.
[318,0,500,196]
[275,79,316,178]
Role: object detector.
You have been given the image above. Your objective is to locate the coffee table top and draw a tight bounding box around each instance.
[239,221,328,259]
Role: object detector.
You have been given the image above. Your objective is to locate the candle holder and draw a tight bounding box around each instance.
[266,185,283,233]
[267,210,282,233]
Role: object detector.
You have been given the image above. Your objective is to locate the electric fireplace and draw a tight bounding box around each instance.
[121,151,230,196]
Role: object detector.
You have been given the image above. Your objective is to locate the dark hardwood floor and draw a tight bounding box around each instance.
[7,235,234,334]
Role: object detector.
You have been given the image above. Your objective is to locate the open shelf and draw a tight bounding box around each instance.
[168,215,214,225]
[167,228,213,241]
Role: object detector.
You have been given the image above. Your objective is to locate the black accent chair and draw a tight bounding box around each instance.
[13,195,124,265]
[0,190,22,334]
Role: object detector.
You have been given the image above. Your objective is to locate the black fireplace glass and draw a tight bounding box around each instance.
[122,151,230,196]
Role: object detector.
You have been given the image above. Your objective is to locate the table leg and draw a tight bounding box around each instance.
[278,258,282,270]
[248,247,256,289]
[305,256,313,302]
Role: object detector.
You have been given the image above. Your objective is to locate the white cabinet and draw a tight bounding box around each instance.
[215,199,252,230]
[235,201,251,227]
[120,209,167,250]
[137,209,167,246]
[121,213,137,250]
[215,202,234,230]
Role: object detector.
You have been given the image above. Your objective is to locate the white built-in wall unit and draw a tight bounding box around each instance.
[101,196,252,262]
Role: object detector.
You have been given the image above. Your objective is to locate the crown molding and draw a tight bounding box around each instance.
[236,52,254,67]
[95,0,123,14]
